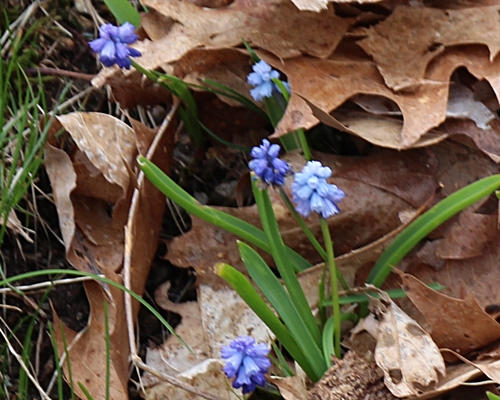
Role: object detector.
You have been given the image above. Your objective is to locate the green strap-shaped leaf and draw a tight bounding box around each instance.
[138,157,311,271]
[103,0,141,27]
[368,174,500,287]
[253,180,322,346]
[215,262,316,378]
[237,242,327,381]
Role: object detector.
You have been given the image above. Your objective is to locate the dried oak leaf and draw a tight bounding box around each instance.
[435,212,496,260]
[358,6,500,91]
[292,0,382,12]
[47,114,174,400]
[258,51,448,148]
[371,292,445,398]
[401,273,500,357]
[93,0,353,89]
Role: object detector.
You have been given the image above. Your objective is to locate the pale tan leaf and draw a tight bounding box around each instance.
[144,359,236,400]
[144,282,273,385]
[371,292,445,397]
[271,374,308,400]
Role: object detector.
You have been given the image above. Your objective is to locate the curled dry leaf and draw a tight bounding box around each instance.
[370,292,445,398]
[359,6,500,90]
[401,273,500,357]
[271,374,308,400]
[259,51,448,148]
[46,112,175,399]
[93,0,353,90]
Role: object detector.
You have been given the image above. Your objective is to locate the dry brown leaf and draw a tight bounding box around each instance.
[52,279,129,399]
[401,273,500,356]
[371,292,445,397]
[47,113,175,399]
[442,350,500,386]
[271,374,308,400]
[291,0,382,11]
[93,0,353,89]
[258,51,448,148]
[359,6,500,90]
[436,212,496,259]
[406,360,493,399]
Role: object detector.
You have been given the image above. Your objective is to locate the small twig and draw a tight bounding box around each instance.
[123,99,180,359]
[0,275,104,294]
[131,355,227,400]
[25,67,95,81]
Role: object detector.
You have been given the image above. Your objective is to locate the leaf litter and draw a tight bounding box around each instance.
[29,0,500,399]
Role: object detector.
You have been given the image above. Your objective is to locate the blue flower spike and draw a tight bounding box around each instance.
[247,60,290,101]
[89,22,141,69]
[292,161,345,219]
[221,336,271,394]
[249,139,290,186]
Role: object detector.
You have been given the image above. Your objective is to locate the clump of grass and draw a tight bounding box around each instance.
[0,9,71,399]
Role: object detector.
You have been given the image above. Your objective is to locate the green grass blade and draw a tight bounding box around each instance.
[0,269,190,352]
[323,283,445,306]
[367,174,500,287]
[252,180,322,345]
[103,0,141,27]
[201,79,267,118]
[237,242,326,381]
[487,393,500,400]
[137,156,311,271]
[77,382,95,400]
[215,262,315,378]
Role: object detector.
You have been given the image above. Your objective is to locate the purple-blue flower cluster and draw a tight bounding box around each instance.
[292,161,345,219]
[247,61,290,101]
[89,22,141,69]
[221,336,270,394]
[249,139,290,186]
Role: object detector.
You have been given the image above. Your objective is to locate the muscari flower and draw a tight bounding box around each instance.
[292,161,345,219]
[89,22,141,69]
[247,60,290,101]
[249,139,290,186]
[221,336,271,394]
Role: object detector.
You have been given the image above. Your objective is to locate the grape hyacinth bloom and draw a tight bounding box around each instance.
[249,139,290,186]
[292,161,345,219]
[221,336,271,394]
[247,60,290,101]
[89,22,141,69]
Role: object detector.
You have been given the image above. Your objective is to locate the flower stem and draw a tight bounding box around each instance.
[320,217,341,359]
[279,187,349,290]
[296,128,312,161]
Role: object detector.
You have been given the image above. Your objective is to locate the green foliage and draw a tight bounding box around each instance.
[367,174,500,287]
[138,156,311,271]
[487,392,500,400]
[103,0,141,27]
